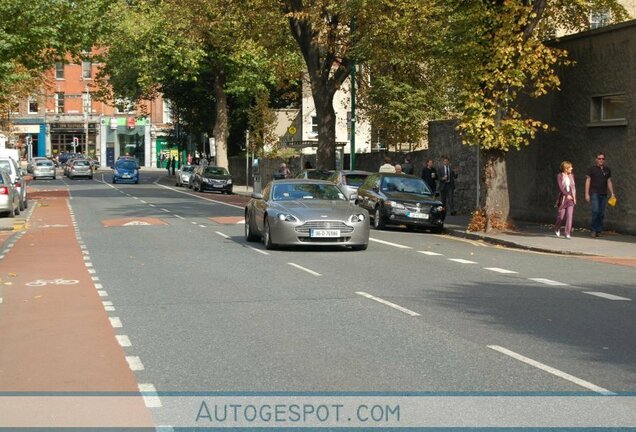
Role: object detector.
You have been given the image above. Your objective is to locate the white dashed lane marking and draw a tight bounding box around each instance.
[418,251,443,256]
[215,231,230,239]
[109,317,122,328]
[488,345,615,395]
[369,238,412,249]
[484,267,519,274]
[288,262,322,277]
[528,278,568,286]
[448,258,477,264]
[138,383,162,408]
[583,291,631,301]
[116,335,132,347]
[356,291,421,317]
[126,356,145,371]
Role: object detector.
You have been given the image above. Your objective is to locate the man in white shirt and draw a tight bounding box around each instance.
[379,156,396,173]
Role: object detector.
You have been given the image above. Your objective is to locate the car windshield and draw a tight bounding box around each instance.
[74,160,90,166]
[343,174,368,187]
[36,161,53,167]
[116,161,137,170]
[182,166,195,172]
[305,170,332,180]
[272,183,347,201]
[381,176,432,195]
[204,167,229,176]
[0,161,10,170]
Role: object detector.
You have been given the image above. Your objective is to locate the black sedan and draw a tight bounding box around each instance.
[191,166,233,194]
[356,173,445,232]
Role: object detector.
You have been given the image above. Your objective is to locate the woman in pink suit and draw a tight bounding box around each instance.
[555,161,576,239]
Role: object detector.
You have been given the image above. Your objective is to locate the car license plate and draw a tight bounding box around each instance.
[406,212,429,219]
[212,184,222,188]
[310,229,340,238]
[123,174,130,178]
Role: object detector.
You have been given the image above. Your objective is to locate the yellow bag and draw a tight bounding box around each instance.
[608,196,617,207]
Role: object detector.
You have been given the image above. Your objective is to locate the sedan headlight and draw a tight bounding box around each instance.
[432,205,445,212]
[227,179,232,184]
[385,200,405,209]
[349,213,366,223]
[278,214,299,222]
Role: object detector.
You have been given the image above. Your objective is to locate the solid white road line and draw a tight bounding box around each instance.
[528,278,568,286]
[215,231,230,239]
[487,345,615,395]
[448,258,477,264]
[369,238,412,249]
[154,182,244,209]
[288,262,322,276]
[583,291,631,301]
[356,291,421,317]
[484,267,519,274]
[138,383,162,408]
[116,335,132,347]
[109,317,122,328]
[126,356,145,371]
[418,251,443,256]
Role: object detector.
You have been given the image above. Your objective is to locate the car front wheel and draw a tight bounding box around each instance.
[263,218,276,250]
[373,207,385,230]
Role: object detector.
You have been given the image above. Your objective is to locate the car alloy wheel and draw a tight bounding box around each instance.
[245,212,258,242]
[264,218,276,250]
[374,207,385,230]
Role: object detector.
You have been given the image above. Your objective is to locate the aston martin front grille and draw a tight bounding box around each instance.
[295,220,354,234]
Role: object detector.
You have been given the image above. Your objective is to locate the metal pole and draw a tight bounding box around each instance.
[476,144,480,210]
[245,130,249,191]
[350,17,356,171]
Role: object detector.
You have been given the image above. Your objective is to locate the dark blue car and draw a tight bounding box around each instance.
[112,159,140,184]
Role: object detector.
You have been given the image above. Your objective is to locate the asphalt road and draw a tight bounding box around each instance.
[11,171,636,427]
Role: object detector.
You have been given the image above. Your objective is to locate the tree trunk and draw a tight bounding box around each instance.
[312,89,337,170]
[482,148,510,231]
[213,70,229,169]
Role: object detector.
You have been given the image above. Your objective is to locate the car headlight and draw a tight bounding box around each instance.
[433,205,445,212]
[349,213,366,223]
[278,213,299,222]
[227,179,232,184]
[386,200,405,209]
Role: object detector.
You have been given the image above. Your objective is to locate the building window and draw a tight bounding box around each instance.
[28,96,38,114]
[310,116,318,137]
[115,98,135,114]
[55,92,65,113]
[163,99,173,124]
[590,11,610,29]
[55,62,64,80]
[82,61,92,79]
[591,94,626,123]
[82,91,92,114]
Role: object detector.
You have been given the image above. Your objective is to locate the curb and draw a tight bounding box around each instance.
[444,228,597,257]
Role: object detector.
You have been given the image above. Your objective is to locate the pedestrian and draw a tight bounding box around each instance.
[166,156,172,175]
[170,156,176,175]
[379,156,396,173]
[437,156,458,215]
[274,162,291,180]
[421,159,437,195]
[585,152,615,237]
[401,155,414,175]
[394,164,403,175]
[160,152,166,168]
[554,161,577,239]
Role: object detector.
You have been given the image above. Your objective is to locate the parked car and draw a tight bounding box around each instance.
[356,173,445,233]
[295,169,334,180]
[67,159,93,180]
[244,179,369,250]
[58,152,82,166]
[32,159,57,180]
[0,169,20,217]
[191,166,233,194]
[27,157,48,173]
[0,156,27,210]
[327,170,372,200]
[176,164,195,187]
[112,158,139,184]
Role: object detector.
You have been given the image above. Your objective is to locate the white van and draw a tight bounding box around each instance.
[0,156,28,210]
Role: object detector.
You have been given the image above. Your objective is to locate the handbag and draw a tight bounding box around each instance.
[608,196,617,207]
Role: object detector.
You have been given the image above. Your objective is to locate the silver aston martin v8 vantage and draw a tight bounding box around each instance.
[245,179,370,251]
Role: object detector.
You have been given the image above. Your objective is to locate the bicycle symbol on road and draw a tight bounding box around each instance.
[26,279,80,287]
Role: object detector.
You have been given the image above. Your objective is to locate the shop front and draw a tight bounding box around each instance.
[100,116,151,167]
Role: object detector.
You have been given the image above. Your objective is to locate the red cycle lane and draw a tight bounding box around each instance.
[0,190,154,429]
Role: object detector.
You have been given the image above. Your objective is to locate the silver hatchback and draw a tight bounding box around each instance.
[0,170,20,217]
[32,159,57,180]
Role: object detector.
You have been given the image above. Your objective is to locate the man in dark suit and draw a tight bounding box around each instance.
[437,156,458,215]
[421,159,437,195]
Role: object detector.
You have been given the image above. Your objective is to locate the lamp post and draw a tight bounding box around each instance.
[83,85,90,156]
[349,17,356,171]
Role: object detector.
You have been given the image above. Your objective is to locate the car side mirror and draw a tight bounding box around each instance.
[251,193,263,199]
[349,193,358,201]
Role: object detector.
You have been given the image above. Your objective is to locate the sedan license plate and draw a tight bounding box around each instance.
[406,212,429,219]
[310,229,341,238]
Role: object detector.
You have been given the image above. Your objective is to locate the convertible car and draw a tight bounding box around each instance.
[244,179,369,251]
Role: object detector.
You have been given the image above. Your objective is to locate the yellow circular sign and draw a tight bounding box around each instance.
[288,126,297,135]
